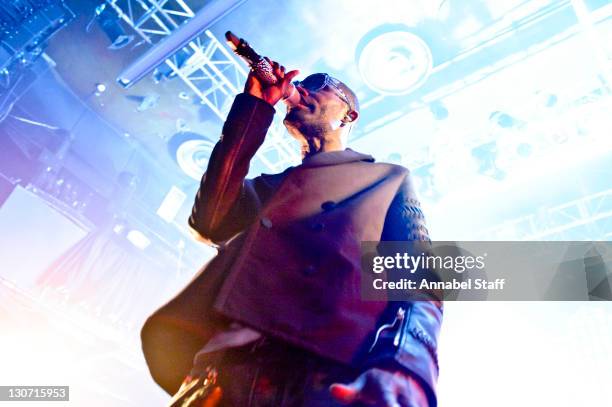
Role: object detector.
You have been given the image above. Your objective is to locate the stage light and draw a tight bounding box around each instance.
[95,83,106,94]
[112,223,126,235]
[151,49,191,82]
[167,132,215,180]
[157,186,187,223]
[356,24,433,95]
[94,4,133,50]
[489,111,520,129]
[126,230,151,250]
[136,93,160,112]
[429,100,449,120]
[471,142,505,180]
[175,139,214,181]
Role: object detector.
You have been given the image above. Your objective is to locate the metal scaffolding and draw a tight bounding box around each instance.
[481,189,612,241]
[105,0,300,172]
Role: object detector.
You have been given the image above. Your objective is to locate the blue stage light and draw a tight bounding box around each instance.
[356,24,433,95]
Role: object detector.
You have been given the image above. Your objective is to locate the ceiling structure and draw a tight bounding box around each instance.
[41,0,550,169]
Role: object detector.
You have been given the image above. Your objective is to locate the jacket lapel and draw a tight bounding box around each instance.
[260,149,400,223]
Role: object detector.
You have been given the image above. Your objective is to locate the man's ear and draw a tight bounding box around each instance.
[343,110,359,124]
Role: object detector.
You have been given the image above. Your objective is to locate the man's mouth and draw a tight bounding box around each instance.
[286,94,314,113]
[299,96,315,112]
[289,100,310,111]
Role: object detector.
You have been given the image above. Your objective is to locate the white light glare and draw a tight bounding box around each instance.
[126,230,151,250]
[157,186,187,223]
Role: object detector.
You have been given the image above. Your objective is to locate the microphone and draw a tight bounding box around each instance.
[225,31,300,105]
[225,31,278,85]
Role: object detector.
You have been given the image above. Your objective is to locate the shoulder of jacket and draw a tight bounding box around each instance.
[256,166,294,186]
[365,161,410,177]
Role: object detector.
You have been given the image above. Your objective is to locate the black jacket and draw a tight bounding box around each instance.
[141,93,443,405]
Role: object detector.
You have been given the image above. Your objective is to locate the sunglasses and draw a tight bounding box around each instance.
[292,73,354,112]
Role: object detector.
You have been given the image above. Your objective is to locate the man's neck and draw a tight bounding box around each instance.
[301,137,344,160]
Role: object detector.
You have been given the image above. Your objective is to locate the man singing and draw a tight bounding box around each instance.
[141,59,443,406]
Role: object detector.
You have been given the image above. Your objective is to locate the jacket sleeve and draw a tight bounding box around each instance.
[188,93,276,245]
[367,171,443,407]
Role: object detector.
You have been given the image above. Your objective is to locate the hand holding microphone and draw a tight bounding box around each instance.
[225,31,300,107]
[244,57,300,107]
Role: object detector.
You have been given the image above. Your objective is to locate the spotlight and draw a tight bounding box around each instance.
[151,49,191,82]
[126,230,151,250]
[95,83,106,94]
[137,93,160,112]
[95,4,133,50]
[112,221,127,235]
[471,142,505,180]
[356,24,433,95]
[167,131,215,180]
[157,186,187,223]
[429,100,449,120]
[489,111,520,129]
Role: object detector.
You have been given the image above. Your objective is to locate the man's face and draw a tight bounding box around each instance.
[283,80,350,138]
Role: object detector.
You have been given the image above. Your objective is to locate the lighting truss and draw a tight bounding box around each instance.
[360,0,612,140]
[481,189,612,241]
[104,0,299,172]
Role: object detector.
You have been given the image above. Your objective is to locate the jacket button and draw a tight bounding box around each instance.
[302,265,316,275]
[321,201,336,211]
[260,217,273,228]
[311,222,325,232]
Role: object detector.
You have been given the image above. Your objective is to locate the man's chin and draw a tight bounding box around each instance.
[283,110,305,126]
